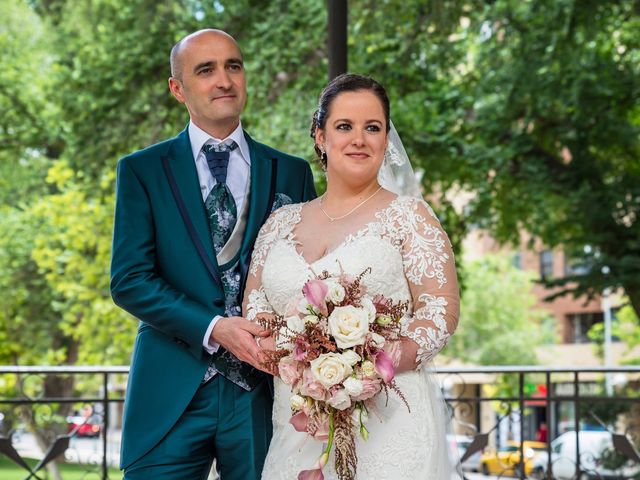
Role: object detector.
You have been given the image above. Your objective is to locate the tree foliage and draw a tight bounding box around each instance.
[443,255,555,365]
[0,0,638,376]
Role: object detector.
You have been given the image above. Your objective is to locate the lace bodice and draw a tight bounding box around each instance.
[244,195,459,367]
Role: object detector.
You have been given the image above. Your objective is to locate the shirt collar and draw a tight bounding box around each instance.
[188,121,250,166]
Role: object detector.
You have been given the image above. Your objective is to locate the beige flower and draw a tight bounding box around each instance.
[328,305,370,348]
[310,353,353,388]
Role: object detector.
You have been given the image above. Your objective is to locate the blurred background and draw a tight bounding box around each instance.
[0,0,639,478]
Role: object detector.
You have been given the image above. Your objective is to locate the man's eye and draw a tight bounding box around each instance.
[198,68,213,75]
[228,64,242,71]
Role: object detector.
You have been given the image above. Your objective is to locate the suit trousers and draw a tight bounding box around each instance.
[124,375,273,480]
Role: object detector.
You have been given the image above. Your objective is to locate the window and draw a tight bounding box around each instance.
[512,251,522,270]
[540,250,554,279]
[564,256,589,277]
[567,312,604,343]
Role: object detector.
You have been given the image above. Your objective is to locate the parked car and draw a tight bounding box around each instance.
[66,413,102,438]
[480,440,547,476]
[531,430,640,480]
[448,434,482,472]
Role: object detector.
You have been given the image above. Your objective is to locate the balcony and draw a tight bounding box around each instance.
[0,365,638,479]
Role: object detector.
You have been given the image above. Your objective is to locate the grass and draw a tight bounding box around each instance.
[0,456,123,480]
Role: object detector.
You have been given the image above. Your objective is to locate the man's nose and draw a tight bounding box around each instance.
[216,69,233,89]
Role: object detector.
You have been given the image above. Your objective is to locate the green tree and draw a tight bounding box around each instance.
[588,300,640,365]
[444,254,555,365]
[458,0,640,317]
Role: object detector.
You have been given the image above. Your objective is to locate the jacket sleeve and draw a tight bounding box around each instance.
[110,157,219,360]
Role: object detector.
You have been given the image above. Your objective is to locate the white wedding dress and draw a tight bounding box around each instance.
[244,195,461,480]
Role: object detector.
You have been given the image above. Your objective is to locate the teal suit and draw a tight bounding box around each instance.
[110,127,316,477]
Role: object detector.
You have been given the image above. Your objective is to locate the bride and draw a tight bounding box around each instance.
[243,74,461,479]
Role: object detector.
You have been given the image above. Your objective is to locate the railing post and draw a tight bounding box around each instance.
[546,371,553,480]
[574,371,581,480]
[519,372,525,480]
[103,372,109,479]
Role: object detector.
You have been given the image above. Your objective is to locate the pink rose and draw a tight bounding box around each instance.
[302,279,329,316]
[299,368,327,401]
[327,388,351,410]
[351,377,382,401]
[279,357,302,386]
[374,350,395,383]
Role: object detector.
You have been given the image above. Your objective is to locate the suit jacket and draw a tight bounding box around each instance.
[110,127,316,469]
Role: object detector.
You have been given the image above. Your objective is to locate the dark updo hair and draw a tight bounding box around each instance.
[310,73,390,167]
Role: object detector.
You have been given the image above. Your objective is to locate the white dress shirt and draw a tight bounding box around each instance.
[188,121,251,354]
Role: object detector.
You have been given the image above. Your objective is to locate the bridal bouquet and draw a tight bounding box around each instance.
[257,268,409,480]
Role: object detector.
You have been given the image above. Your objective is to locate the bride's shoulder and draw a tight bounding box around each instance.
[261,202,304,231]
[388,195,438,220]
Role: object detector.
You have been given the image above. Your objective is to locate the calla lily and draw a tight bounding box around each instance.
[374,350,395,383]
[298,452,329,480]
[302,279,329,316]
[289,410,309,433]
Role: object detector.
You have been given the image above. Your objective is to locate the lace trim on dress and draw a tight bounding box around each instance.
[372,197,450,287]
[249,204,302,276]
[246,286,273,321]
[402,293,451,365]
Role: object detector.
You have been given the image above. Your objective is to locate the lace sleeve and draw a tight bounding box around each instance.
[397,197,460,368]
[242,204,301,320]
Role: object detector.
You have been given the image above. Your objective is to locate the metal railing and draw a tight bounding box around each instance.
[0,365,639,479]
[437,366,640,479]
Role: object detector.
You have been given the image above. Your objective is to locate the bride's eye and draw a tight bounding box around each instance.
[366,124,381,132]
[336,123,352,131]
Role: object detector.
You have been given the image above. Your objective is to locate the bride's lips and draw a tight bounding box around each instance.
[346,152,370,159]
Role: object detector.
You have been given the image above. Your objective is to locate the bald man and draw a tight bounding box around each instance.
[110,29,316,479]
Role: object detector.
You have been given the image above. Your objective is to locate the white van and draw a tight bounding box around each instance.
[532,430,639,479]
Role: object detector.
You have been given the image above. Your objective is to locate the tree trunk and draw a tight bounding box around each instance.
[626,285,640,323]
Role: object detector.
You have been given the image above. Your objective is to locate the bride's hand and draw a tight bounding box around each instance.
[257,335,277,352]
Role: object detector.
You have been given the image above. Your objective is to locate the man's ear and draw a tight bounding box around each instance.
[168,77,185,104]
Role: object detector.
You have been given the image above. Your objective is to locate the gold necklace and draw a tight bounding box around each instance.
[319,186,383,222]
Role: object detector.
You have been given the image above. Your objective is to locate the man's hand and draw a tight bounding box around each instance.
[210,316,271,373]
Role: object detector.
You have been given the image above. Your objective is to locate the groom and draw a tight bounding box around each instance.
[110,29,315,479]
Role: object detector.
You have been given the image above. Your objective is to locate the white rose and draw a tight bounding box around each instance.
[327,388,351,410]
[343,377,364,397]
[341,349,361,366]
[304,314,319,325]
[290,394,305,410]
[370,332,386,348]
[361,297,377,323]
[361,360,376,377]
[328,305,370,348]
[326,280,346,304]
[286,315,306,333]
[310,353,353,388]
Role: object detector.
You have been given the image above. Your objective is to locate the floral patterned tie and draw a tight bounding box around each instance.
[203,141,238,253]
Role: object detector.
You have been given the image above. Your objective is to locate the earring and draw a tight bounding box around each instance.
[319,146,327,164]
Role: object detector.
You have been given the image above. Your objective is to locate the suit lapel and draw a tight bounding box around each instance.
[240,132,275,270]
[166,128,221,285]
